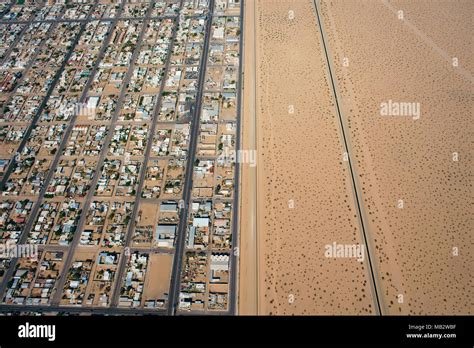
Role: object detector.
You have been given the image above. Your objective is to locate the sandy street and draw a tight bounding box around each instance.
[238,0,258,315]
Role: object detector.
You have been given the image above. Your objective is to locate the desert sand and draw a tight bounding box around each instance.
[143,253,173,304]
[319,0,473,314]
[239,0,472,315]
[240,0,377,315]
[238,0,258,315]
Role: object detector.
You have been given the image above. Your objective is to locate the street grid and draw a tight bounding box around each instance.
[0,0,242,316]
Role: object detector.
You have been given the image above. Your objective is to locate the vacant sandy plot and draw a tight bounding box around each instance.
[143,253,173,303]
[249,0,376,315]
[319,0,473,314]
[138,202,159,227]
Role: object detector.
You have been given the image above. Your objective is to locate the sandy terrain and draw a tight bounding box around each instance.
[238,0,258,315]
[239,0,472,316]
[319,0,473,314]
[240,0,379,315]
[143,253,173,304]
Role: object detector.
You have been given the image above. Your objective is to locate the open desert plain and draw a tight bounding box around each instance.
[239,0,473,315]
[240,0,378,315]
[319,0,473,314]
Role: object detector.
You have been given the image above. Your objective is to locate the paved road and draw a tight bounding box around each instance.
[50,0,153,307]
[0,6,87,192]
[6,2,129,305]
[0,2,14,20]
[0,14,210,25]
[0,304,167,316]
[1,12,67,112]
[228,0,244,316]
[166,0,215,316]
[311,0,382,315]
[0,21,31,66]
[0,1,100,301]
[109,0,183,309]
[0,0,242,316]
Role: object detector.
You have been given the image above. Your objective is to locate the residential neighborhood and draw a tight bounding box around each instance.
[0,0,242,316]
